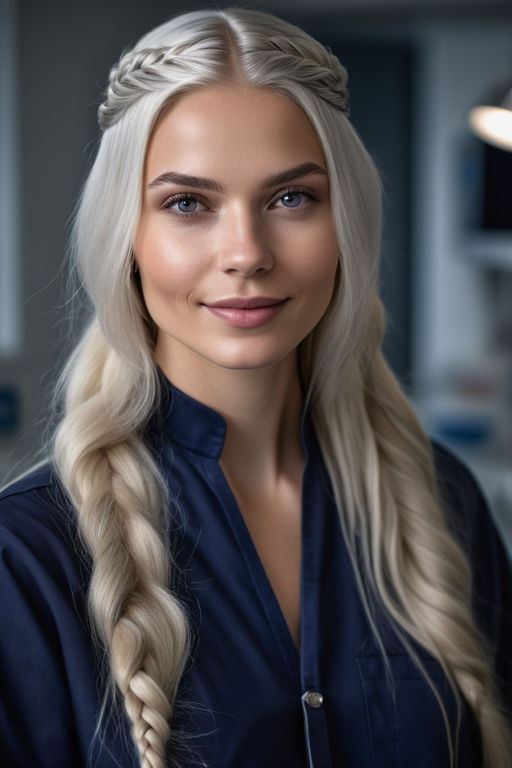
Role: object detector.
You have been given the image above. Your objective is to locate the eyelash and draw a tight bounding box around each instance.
[160,186,319,219]
[274,187,319,210]
[161,193,210,219]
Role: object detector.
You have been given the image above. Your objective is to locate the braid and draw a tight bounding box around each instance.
[98,14,349,131]
[98,46,211,130]
[263,36,349,111]
[54,322,189,767]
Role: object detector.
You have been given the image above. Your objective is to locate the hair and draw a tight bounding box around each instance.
[53,8,511,768]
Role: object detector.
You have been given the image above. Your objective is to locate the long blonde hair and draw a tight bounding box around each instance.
[53,8,511,767]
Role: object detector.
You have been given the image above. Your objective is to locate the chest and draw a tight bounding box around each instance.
[236,488,303,650]
[166,450,481,768]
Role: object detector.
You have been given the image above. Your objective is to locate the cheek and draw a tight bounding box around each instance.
[303,238,339,302]
[286,214,339,298]
[135,232,201,299]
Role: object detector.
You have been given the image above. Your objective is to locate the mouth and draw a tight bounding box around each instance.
[202,297,289,328]
[204,297,289,309]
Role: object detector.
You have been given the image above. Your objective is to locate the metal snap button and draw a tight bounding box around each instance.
[304,691,323,708]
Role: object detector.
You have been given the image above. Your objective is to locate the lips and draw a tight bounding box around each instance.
[203,297,289,328]
[204,297,288,309]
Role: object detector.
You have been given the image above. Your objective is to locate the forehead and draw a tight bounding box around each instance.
[143,84,326,182]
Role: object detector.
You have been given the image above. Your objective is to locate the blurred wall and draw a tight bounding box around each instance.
[1,0,217,475]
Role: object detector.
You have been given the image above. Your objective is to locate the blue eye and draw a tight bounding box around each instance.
[274,188,318,211]
[162,194,208,218]
[280,192,303,208]
[175,196,198,213]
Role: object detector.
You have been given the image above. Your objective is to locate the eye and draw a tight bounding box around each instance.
[272,187,317,211]
[161,193,208,217]
[175,197,199,213]
[280,192,305,208]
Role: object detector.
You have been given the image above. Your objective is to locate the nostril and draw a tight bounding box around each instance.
[220,245,275,276]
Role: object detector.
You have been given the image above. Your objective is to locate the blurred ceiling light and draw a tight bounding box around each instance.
[468,83,512,152]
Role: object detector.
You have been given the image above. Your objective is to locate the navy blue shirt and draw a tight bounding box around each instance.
[0,382,511,767]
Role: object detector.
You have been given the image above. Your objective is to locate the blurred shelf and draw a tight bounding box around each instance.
[465,232,512,268]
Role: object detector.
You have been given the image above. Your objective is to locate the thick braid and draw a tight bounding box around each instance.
[54,321,189,767]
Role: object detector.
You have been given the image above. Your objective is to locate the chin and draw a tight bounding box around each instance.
[204,341,296,371]
[209,354,287,371]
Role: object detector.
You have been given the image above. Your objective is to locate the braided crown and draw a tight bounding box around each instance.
[98,31,349,131]
[264,35,349,112]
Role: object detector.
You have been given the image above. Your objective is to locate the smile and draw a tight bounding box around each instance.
[203,297,289,328]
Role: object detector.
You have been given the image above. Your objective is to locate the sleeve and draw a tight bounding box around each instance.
[0,483,93,767]
[434,443,512,718]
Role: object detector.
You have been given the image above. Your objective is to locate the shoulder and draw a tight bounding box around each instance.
[0,462,71,534]
[431,441,511,589]
[0,462,86,586]
[432,442,512,710]
[431,441,506,558]
[431,440,511,609]
[1,461,62,502]
[1,461,56,500]
[432,439,483,503]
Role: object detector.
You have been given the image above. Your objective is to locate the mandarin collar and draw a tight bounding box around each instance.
[160,377,227,460]
[159,373,313,462]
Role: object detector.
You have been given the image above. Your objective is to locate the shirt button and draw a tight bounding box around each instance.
[303,691,323,708]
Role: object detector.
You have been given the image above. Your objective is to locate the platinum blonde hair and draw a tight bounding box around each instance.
[53,8,511,767]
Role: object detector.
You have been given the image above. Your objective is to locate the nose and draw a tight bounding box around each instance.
[217,207,274,277]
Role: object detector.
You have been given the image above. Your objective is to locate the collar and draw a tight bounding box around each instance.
[160,377,227,460]
[159,373,314,462]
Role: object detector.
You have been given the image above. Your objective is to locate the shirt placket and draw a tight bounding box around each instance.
[299,430,333,768]
[201,409,334,768]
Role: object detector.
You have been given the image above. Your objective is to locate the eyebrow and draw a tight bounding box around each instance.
[147,161,328,192]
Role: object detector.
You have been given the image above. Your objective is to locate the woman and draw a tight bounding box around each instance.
[0,8,510,768]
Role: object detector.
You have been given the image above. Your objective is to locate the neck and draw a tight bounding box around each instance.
[158,349,305,487]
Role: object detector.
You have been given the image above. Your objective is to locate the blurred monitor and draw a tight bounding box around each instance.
[482,143,512,230]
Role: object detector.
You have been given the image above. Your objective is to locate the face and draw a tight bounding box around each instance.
[134,84,339,380]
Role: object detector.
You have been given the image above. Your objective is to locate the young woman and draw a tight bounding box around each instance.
[0,8,510,768]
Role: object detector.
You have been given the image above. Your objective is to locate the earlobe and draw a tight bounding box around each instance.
[130,256,143,298]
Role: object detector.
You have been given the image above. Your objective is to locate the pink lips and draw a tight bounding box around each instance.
[203,297,288,328]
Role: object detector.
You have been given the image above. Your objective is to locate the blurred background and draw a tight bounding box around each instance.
[1,0,511,551]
